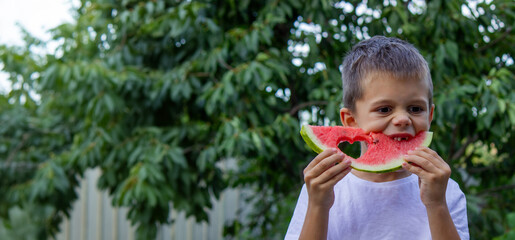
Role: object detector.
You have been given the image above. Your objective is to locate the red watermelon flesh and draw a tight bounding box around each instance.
[300,125,433,173]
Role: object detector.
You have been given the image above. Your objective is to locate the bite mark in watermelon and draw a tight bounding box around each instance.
[300,125,433,173]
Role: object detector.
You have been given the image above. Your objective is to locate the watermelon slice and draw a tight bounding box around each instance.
[300,125,433,173]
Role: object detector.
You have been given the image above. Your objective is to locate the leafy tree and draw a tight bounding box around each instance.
[0,0,513,239]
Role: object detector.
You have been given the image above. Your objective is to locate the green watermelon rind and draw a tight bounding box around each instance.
[351,159,404,173]
[300,125,326,154]
[300,125,433,173]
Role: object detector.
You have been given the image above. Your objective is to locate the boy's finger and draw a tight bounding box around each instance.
[409,147,449,172]
[309,152,345,177]
[305,148,338,172]
[416,147,447,168]
[317,159,352,184]
[404,153,439,173]
[402,161,430,179]
[325,165,352,186]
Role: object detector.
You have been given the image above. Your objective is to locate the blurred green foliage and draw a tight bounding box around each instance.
[0,0,514,239]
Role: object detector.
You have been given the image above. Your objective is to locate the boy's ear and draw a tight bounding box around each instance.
[340,108,358,127]
[429,104,435,123]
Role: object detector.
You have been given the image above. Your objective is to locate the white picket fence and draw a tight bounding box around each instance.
[56,167,248,240]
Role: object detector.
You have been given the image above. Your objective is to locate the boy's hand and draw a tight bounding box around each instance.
[402,146,451,208]
[303,148,352,210]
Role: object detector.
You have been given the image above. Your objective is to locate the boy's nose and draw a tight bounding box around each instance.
[392,113,411,127]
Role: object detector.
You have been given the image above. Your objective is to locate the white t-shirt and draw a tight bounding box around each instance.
[285,172,469,240]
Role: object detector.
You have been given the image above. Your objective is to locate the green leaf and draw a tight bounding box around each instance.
[251,132,262,151]
[128,147,143,165]
[507,213,515,229]
[508,104,515,126]
[444,40,459,64]
[498,99,506,113]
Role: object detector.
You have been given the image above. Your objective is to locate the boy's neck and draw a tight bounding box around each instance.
[351,169,412,183]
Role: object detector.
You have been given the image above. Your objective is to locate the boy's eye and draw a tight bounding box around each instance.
[377,107,391,113]
[409,106,424,113]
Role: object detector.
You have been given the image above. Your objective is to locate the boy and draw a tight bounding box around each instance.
[285,36,469,240]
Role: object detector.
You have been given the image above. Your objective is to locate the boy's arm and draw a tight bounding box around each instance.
[425,204,461,240]
[299,148,352,240]
[402,146,461,240]
[299,204,331,240]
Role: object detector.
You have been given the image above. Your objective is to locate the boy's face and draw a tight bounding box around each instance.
[340,71,434,138]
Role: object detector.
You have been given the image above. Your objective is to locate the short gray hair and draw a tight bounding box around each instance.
[341,36,432,112]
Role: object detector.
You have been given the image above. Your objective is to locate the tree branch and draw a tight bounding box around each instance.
[478,27,512,52]
[189,72,210,77]
[451,134,479,161]
[448,124,459,160]
[479,184,515,196]
[218,59,235,71]
[6,133,31,164]
[115,34,128,51]
[289,101,329,116]
[0,161,39,170]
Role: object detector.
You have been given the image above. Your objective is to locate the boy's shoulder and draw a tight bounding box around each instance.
[445,177,466,198]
